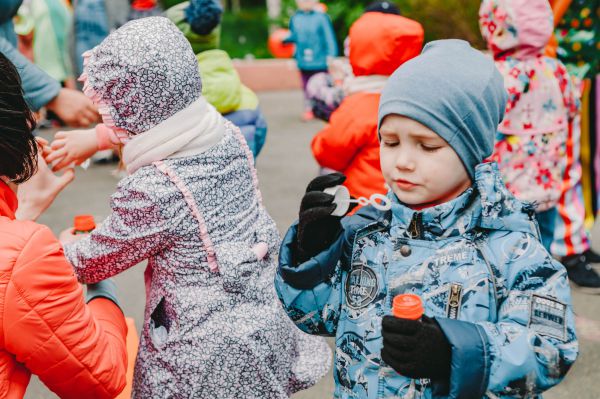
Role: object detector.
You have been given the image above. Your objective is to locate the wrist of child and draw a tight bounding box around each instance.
[95,124,119,150]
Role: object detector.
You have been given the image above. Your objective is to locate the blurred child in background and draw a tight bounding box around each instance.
[166,0,268,158]
[285,0,337,121]
[306,1,403,122]
[480,0,600,290]
[19,0,75,88]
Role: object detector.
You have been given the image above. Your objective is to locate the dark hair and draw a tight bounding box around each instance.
[365,1,401,15]
[0,52,38,184]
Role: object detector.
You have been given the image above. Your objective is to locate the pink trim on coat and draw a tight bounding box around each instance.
[154,160,219,273]
[80,51,130,143]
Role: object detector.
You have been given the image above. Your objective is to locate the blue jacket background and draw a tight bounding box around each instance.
[285,10,337,71]
[224,108,267,159]
[0,0,60,111]
[276,162,578,398]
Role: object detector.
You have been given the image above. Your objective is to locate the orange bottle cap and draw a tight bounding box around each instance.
[392,294,424,320]
[74,215,96,232]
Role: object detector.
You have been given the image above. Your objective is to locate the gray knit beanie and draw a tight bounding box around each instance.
[378,39,507,179]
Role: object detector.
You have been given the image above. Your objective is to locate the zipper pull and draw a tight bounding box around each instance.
[408,212,423,239]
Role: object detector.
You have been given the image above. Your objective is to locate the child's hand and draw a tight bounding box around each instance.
[35,137,52,159]
[381,315,451,380]
[59,227,87,245]
[296,173,352,263]
[47,128,98,171]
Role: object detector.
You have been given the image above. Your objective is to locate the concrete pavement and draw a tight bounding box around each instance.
[26,90,600,398]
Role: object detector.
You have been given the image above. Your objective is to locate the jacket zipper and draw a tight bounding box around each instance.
[408,212,423,239]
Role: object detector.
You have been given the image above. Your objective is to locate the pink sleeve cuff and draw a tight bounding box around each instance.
[95,124,121,150]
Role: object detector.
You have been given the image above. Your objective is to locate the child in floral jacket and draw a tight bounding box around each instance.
[479,0,580,252]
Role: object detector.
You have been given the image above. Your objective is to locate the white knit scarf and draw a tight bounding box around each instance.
[343,75,388,96]
[123,97,225,174]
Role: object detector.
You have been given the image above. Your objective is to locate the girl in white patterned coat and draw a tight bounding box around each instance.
[57,17,331,398]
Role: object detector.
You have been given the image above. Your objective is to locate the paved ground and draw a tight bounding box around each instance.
[26,90,600,398]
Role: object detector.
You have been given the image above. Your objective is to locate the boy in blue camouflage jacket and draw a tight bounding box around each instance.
[275,39,578,398]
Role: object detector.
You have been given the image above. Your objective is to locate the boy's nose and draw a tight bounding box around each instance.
[394,148,416,171]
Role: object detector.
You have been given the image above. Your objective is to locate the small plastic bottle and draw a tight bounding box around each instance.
[392,294,424,320]
[73,215,96,234]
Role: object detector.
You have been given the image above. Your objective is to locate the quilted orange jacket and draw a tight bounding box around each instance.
[0,181,127,399]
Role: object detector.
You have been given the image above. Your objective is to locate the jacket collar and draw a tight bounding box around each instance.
[0,180,18,219]
[389,162,538,240]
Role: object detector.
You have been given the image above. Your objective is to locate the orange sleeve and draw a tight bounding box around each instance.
[549,0,572,27]
[311,97,376,172]
[545,0,573,57]
[4,225,127,399]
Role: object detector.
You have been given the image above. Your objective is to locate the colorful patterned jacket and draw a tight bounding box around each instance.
[276,162,578,398]
[479,0,581,211]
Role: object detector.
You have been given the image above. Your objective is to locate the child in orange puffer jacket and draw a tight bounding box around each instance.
[311,10,423,200]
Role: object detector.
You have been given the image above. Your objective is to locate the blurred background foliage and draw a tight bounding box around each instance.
[205,0,484,58]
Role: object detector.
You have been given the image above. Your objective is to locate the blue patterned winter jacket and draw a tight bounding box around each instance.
[275,162,578,399]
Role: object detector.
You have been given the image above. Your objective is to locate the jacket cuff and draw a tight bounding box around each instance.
[86,279,122,312]
[278,223,343,290]
[32,81,61,112]
[433,318,490,399]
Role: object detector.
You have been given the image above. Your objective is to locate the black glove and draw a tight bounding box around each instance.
[381,315,452,380]
[296,173,353,263]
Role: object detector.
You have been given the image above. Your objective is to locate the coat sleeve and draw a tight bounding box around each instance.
[4,224,127,399]
[64,174,179,284]
[320,13,338,58]
[434,232,578,398]
[283,15,296,44]
[311,99,373,172]
[0,35,60,111]
[274,222,350,336]
[0,0,22,27]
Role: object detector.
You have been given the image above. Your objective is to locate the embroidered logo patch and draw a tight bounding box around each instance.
[446,283,463,319]
[345,266,379,309]
[529,294,567,341]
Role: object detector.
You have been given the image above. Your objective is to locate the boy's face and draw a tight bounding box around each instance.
[296,0,317,11]
[379,115,472,208]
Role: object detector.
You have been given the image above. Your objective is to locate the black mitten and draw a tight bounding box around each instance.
[381,315,452,380]
[296,173,351,263]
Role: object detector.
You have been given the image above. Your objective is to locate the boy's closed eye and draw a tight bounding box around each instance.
[380,133,444,152]
[419,143,443,152]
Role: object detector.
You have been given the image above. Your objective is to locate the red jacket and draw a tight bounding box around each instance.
[313,92,386,198]
[312,12,424,199]
[0,181,127,399]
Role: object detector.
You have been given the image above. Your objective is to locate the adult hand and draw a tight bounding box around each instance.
[15,154,74,221]
[59,227,87,245]
[47,128,98,171]
[63,77,77,90]
[296,173,353,263]
[46,88,99,127]
[381,315,452,380]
